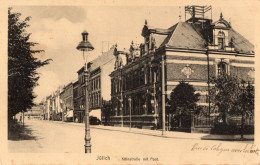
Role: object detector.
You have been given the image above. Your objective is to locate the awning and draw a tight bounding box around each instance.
[65,110,73,118]
[89,109,101,120]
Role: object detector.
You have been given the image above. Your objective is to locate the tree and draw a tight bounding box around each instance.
[8,8,51,121]
[210,73,254,137]
[209,73,241,124]
[233,81,254,138]
[168,80,200,127]
[102,100,113,125]
[209,73,254,125]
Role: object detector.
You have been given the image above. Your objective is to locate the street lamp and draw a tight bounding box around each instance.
[128,97,132,131]
[206,45,211,126]
[76,30,94,153]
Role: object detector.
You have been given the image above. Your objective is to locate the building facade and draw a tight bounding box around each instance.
[50,88,63,121]
[24,105,42,120]
[60,82,74,121]
[88,46,116,121]
[73,75,85,123]
[110,6,255,129]
[45,95,52,120]
[73,46,116,122]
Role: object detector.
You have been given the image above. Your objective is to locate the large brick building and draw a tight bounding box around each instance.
[109,6,254,129]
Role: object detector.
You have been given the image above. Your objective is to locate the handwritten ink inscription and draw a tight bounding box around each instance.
[191,143,260,156]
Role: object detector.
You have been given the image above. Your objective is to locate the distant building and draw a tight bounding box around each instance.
[50,88,63,121]
[24,105,42,120]
[45,95,52,120]
[39,99,46,120]
[110,6,254,129]
[73,68,85,123]
[60,82,74,121]
[74,46,116,122]
[88,46,116,121]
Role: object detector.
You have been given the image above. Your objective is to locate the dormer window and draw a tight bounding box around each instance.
[217,31,225,50]
[212,13,231,51]
[218,38,224,50]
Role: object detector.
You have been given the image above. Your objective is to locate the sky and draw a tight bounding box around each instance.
[12,5,256,104]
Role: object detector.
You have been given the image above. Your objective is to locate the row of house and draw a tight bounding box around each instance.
[15,104,43,121]
[40,46,116,123]
[40,6,254,132]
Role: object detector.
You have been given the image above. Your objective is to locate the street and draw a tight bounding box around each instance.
[8,120,253,153]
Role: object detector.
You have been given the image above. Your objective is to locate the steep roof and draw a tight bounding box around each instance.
[228,28,254,54]
[152,21,254,54]
[152,33,168,48]
[89,45,115,71]
[169,22,206,49]
[160,22,206,49]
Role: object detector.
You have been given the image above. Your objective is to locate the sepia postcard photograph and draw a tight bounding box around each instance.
[0,0,260,164]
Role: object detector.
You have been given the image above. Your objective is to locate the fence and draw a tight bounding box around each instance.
[194,116,217,128]
[194,115,254,128]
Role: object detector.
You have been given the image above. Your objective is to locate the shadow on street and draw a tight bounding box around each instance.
[201,134,254,143]
[8,121,38,141]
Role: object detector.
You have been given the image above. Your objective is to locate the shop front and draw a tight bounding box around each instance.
[73,110,85,123]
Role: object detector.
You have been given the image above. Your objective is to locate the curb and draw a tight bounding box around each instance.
[39,120,254,142]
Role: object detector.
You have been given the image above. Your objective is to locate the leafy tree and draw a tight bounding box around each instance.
[168,80,200,127]
[8,8,51,121]
[209,73,241,124]
[233,81,254,138]
[209,73,255,124]
[210,73,254,137]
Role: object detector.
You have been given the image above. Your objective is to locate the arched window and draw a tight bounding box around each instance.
[218,31,225,50]
[217,61,228,75]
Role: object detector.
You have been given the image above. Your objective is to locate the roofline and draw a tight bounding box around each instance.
[77,66,85,74]
[63,82,73,90]
[160,22,181,47]
[165,46,255,57]
[73,80,79,86]
[165,45,207,52]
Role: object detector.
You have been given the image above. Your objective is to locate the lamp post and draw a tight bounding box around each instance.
[161,55,166,135]
[76,30,94,153]
[128,97,132,130]
[206,45,211,126]
[120,69,124,127]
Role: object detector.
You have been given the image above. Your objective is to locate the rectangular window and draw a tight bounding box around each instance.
[97,92,100,106]
[218,38,224,50]
[99,77,101,89]
[140,68,144,85]
[94,78,96,90]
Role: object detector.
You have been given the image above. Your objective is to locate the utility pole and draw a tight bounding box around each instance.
[161,55,166,136]
[120,69,124,127]
[206,46,211,126]
[128,97,132,131]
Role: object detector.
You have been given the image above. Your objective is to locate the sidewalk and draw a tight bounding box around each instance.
[51,120,208,140]
[47,120,254,142]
